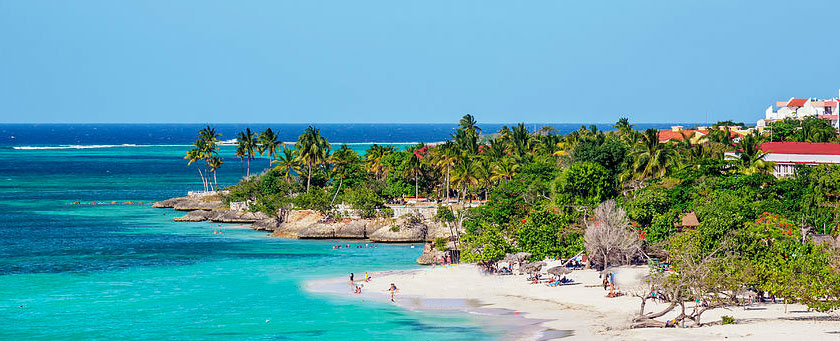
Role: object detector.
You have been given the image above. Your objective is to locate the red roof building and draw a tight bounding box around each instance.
[739,142,840,177]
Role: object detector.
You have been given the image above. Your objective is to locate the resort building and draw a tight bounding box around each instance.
[658,126,747,144]
[756,90,840,130]
[727,142,840,177]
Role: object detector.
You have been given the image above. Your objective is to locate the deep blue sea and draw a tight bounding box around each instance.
[0,123,683,339]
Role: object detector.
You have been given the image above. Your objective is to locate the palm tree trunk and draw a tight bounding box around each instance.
[445,165,450,203]
[415,174,419,199]
[247,158,251,177]
[307,164,312,192]
[330,178,343,205]
[213,171,218,190]
[197,167,206,192]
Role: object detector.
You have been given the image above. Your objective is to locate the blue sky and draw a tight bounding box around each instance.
[1,1,839,124]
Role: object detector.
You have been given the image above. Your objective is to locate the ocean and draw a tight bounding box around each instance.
[0,123,681,339]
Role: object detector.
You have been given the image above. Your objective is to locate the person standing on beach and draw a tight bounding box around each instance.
[349,273,354,284]
[387,283,399,302]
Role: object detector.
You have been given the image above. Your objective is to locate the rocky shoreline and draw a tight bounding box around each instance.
[153,195,461,264]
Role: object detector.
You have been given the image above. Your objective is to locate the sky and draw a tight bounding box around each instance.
[1,1,839,124]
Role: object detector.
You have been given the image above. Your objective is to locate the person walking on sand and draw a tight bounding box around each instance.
[349,273,354,284]
[387,283,399,302]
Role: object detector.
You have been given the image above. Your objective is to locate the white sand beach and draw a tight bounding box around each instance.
[315,265,840,340]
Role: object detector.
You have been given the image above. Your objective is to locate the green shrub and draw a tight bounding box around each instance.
[342,186,385,218]
[377,208,394,218]
[434,237,448,251]
[721,315,735,325]
[435,205,455,223]
[293,188,332,213]
[389,225,400,232]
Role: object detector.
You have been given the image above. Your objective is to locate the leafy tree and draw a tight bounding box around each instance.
[341,186,385,218]
[553,162,614,208]
[517,208,582,259]
[293,187,333,213]
[625,187,669,227]
[460,221,514,262]
[572,134,628,176]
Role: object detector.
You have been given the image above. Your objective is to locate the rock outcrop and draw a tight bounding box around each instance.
[334,219,386,239]
[271,210,324,238]
[417,242,445,265]
[172,209,268,223]
[153,196,224,211]
[252,218,281,231]
[369,217,428,242]
[209,210,268,223]
[173,210,217,222]
[416,240,458,265]
[424,221,456,242]
[155,193,462,245]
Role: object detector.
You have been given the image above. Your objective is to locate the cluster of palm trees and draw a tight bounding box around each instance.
[601,120,775,185]
[359,115,569,202]
[233,126,331,192]
[234,127,283,177]
[185,126,223,192]
[216,116,779,202]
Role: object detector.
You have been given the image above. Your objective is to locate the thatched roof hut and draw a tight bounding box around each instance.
[675,211,699,232]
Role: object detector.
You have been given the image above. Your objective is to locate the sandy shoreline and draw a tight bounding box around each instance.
[308,265,840,340]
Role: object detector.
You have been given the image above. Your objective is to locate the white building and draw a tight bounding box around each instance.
[756,90,840,130]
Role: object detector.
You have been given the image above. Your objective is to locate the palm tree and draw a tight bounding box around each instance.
[491,157,519,182]
[236,128,258,176]
[536,134,562,156]
[627,128,672,181]
[553,141,569,157]
[476,157,493,200]
[199,125,220,146]
[728,133,775,175]
[364,144,394,181]
[296,126,331,192]
[708,127,735,145]
[329,144,358,204]
[511,123,531,157]
[258,128,281,168]
[451,156,479,202]
[613,117,634,136]
[483,139,507,159]
[459,114,481,136]
[207,155,223,190]
[185,126,221,192]
[272,146,300,183]
[403,146,425,199]
[235,142,246,176]
[185,145,208,192]
[431,142,458,202]
[453,114,481,154]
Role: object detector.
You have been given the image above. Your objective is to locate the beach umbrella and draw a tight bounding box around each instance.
[503,252,532,264]
[546,266,571,276]
[520,261,546,273]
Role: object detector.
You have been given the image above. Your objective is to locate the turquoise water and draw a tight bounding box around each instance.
[0,146,498,339]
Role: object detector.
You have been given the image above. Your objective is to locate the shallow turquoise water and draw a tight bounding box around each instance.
[0,146,497,340]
